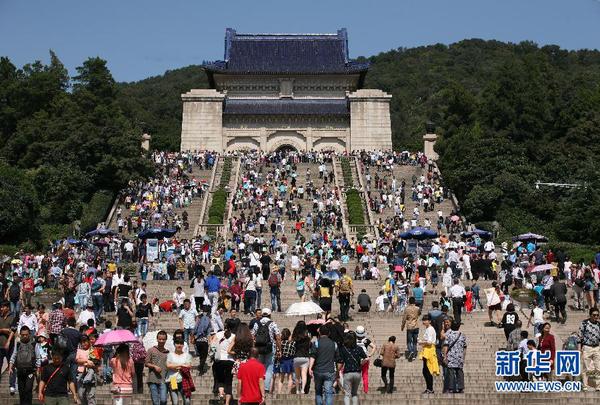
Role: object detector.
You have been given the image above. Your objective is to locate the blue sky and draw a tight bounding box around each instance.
[1,0,600,82]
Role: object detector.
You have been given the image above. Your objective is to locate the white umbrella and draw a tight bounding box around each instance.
[286,301,324,317]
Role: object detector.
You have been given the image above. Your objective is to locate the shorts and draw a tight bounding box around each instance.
[293,357,309,369]
[319,297,332,312]
[276,358,294,374]
[489,303,502,311]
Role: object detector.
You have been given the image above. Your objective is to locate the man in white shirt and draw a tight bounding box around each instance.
[173,287,186,313]
[448,279,466,324]
[77,304,96,327]
[375,290,388,312]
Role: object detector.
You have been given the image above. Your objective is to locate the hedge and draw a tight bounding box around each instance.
[80,190,114,233]
[340,158,353,186]
[218,157,233,188]
[346,188,365,225]
[208,189,228,225]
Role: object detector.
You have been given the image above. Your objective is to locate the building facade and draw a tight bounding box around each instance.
[181,28,392,152]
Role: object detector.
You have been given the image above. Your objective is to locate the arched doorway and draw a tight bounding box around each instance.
[274,144,298,154]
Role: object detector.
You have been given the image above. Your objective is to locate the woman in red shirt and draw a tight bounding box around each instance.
[538,322,556,379]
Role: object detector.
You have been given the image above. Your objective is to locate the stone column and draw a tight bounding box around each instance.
[181,89,225,152]
[141,133,151,152]
[423,133,439,160]
[349,89,393,151]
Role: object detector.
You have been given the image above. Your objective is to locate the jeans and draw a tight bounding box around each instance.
[258,353,274,392]
[244,290,256,314]
[270,287,281,312]
[10,301,20,317]
[77,380,96,405]
[183,328,194,345]
[313,371,335,405]
[17,369,35,405]
[92,294,104,320]
[446,367,464,392]
[339,293,351,321]
[168,383,190,405]
[136,318,149,337]
[148,382,168,405]
[342,372,361,405]
[208,291,219,314]
[256,288,262,308]
[381,366,395,392]
[406,329,419,357]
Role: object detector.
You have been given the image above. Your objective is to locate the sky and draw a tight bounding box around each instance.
[1,0,600,83]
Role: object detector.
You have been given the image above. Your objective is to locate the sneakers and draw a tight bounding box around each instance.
[422,389,434,394]
[9,387,15,396]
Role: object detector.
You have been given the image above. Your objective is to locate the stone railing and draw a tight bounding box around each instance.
[222,157,242,241]
[104,192,121,230]
[193,156,220,238]
[331,157,351,237]
[196,224,225,236]
[353,156,379,240]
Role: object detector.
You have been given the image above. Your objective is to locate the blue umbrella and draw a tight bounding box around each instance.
[66,237,83,245]
[137,227,177,239]
[322,270,340,281]
[400,227,438,240]
[461,229,492,239]
[85,228,116,237]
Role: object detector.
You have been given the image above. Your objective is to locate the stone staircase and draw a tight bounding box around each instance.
[3,275,595,404]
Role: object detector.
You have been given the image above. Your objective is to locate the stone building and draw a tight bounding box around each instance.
[180,28,392,152]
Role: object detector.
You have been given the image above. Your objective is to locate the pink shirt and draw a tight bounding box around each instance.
[110,357,134,387]
[76,349,89,373]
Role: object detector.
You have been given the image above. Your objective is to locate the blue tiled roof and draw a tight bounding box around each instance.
[223,99,349,116]
[203,28,369,75]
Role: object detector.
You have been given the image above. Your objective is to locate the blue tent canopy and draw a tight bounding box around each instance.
[85,228,116,237]
[400,227,438,240]
[461,229,492,239]
[137,228,177,240]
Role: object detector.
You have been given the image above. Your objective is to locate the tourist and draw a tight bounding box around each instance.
[448,278,466,324]
[116,298,134,330]
[130,338,147,395]
[412,282,424,311]
[292,321,311,395]
[205,271,221,314]
[251,308,281,393]
[145,330,169,405]
[309,324,341,405]
[501,303,520,340]
[375,290,387,313]
[537,322,556,380]
[484,282,503,326]
[192,308,212,374]
[378,335,400,394]
[276,328,295,394]
[135,294,153,338]
[442,321,467,393]
[178,299,198,345]
[336,267,354,321]
[237,347,266,405]
[267,267,283,313]
[38,349,78,405]
[418,315,439,394]
[75,335,97,405]
[211,324,235,404]
[166,337,193,405]
[579,307,600,391]
[356,289,371,312]
[9,325,36,405]
[401,297,420,361]
[355,325,376,393]
[17,304,39,337]
[110,343,135,405]
[550,276,567,324]
[337,330,367,405]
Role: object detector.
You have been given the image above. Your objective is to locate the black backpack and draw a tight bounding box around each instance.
[255,321,272,354]
[15,341,35,370]
[8,284,20,302]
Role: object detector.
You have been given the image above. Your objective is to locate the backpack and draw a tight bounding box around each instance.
[255,321,273,354]
[15,341,35,369]
[339,276,352,294]
[296,279,305,291]
[564,335,579,351]
[8,284,20,302]
[383,279,392,294]
[268,273,280,288]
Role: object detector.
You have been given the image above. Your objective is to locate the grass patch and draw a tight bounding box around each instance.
[340,158,353,186]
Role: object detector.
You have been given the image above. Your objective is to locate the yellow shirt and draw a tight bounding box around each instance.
[107,263,117,273]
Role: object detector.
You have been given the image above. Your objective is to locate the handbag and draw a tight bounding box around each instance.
[373,358,383,367]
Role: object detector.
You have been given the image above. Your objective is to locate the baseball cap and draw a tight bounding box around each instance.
[262,308,272,316]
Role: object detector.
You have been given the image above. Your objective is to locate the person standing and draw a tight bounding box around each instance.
[308,324,341,405]
[336,268,354,322]
[401,297,420,361]
[448,279,466,324]
[9,326,36,405]
[237,347,266,405]
[165,338,193,405]
[337,331,366,405]
[178,299,198,346]
[579,308,600,391]
[110,343,135,405]
[550,276,567,324]
[378,335,400,394]
[418,315,439,394]
[38,350,79,405]
[267,267,282,313]
[192,309,212,375]
[145,330,169,405]
[442,321,467,393]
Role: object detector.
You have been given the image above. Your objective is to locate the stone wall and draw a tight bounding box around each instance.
[180,89,225,151]
[348,89,393,151]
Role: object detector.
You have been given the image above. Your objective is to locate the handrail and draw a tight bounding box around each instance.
[194,156,220,238]
[353,156,379,239]
[104,192,121,229]
[222,156,242,241]
[432,161,467,231]
[331,157,351,237]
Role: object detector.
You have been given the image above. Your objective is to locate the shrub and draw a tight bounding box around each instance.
[346,188,365,225]
[80,190,114,232]
[340,158,353,186]
[208,189,228,224]
[219,157,233,188]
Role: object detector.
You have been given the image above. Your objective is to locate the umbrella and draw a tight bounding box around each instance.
[138,227,177,239]
[400,227,438,240]
[10,259,22,265]
[322,271,340,281]
[95,330,139,346]
[451,215,460,222]
[512,233,548,242]
[93,240,109,247]
[307,319,325,325]
[85,228,116,237]
[460,229,492,239]
[286,301,324,317]
[528,264,555,273]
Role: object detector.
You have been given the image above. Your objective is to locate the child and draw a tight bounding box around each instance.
[276,328,295,394]
[464,286,473,314]
[471,281,483,311]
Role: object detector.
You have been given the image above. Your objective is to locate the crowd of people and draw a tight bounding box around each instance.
[3,148,600,404]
